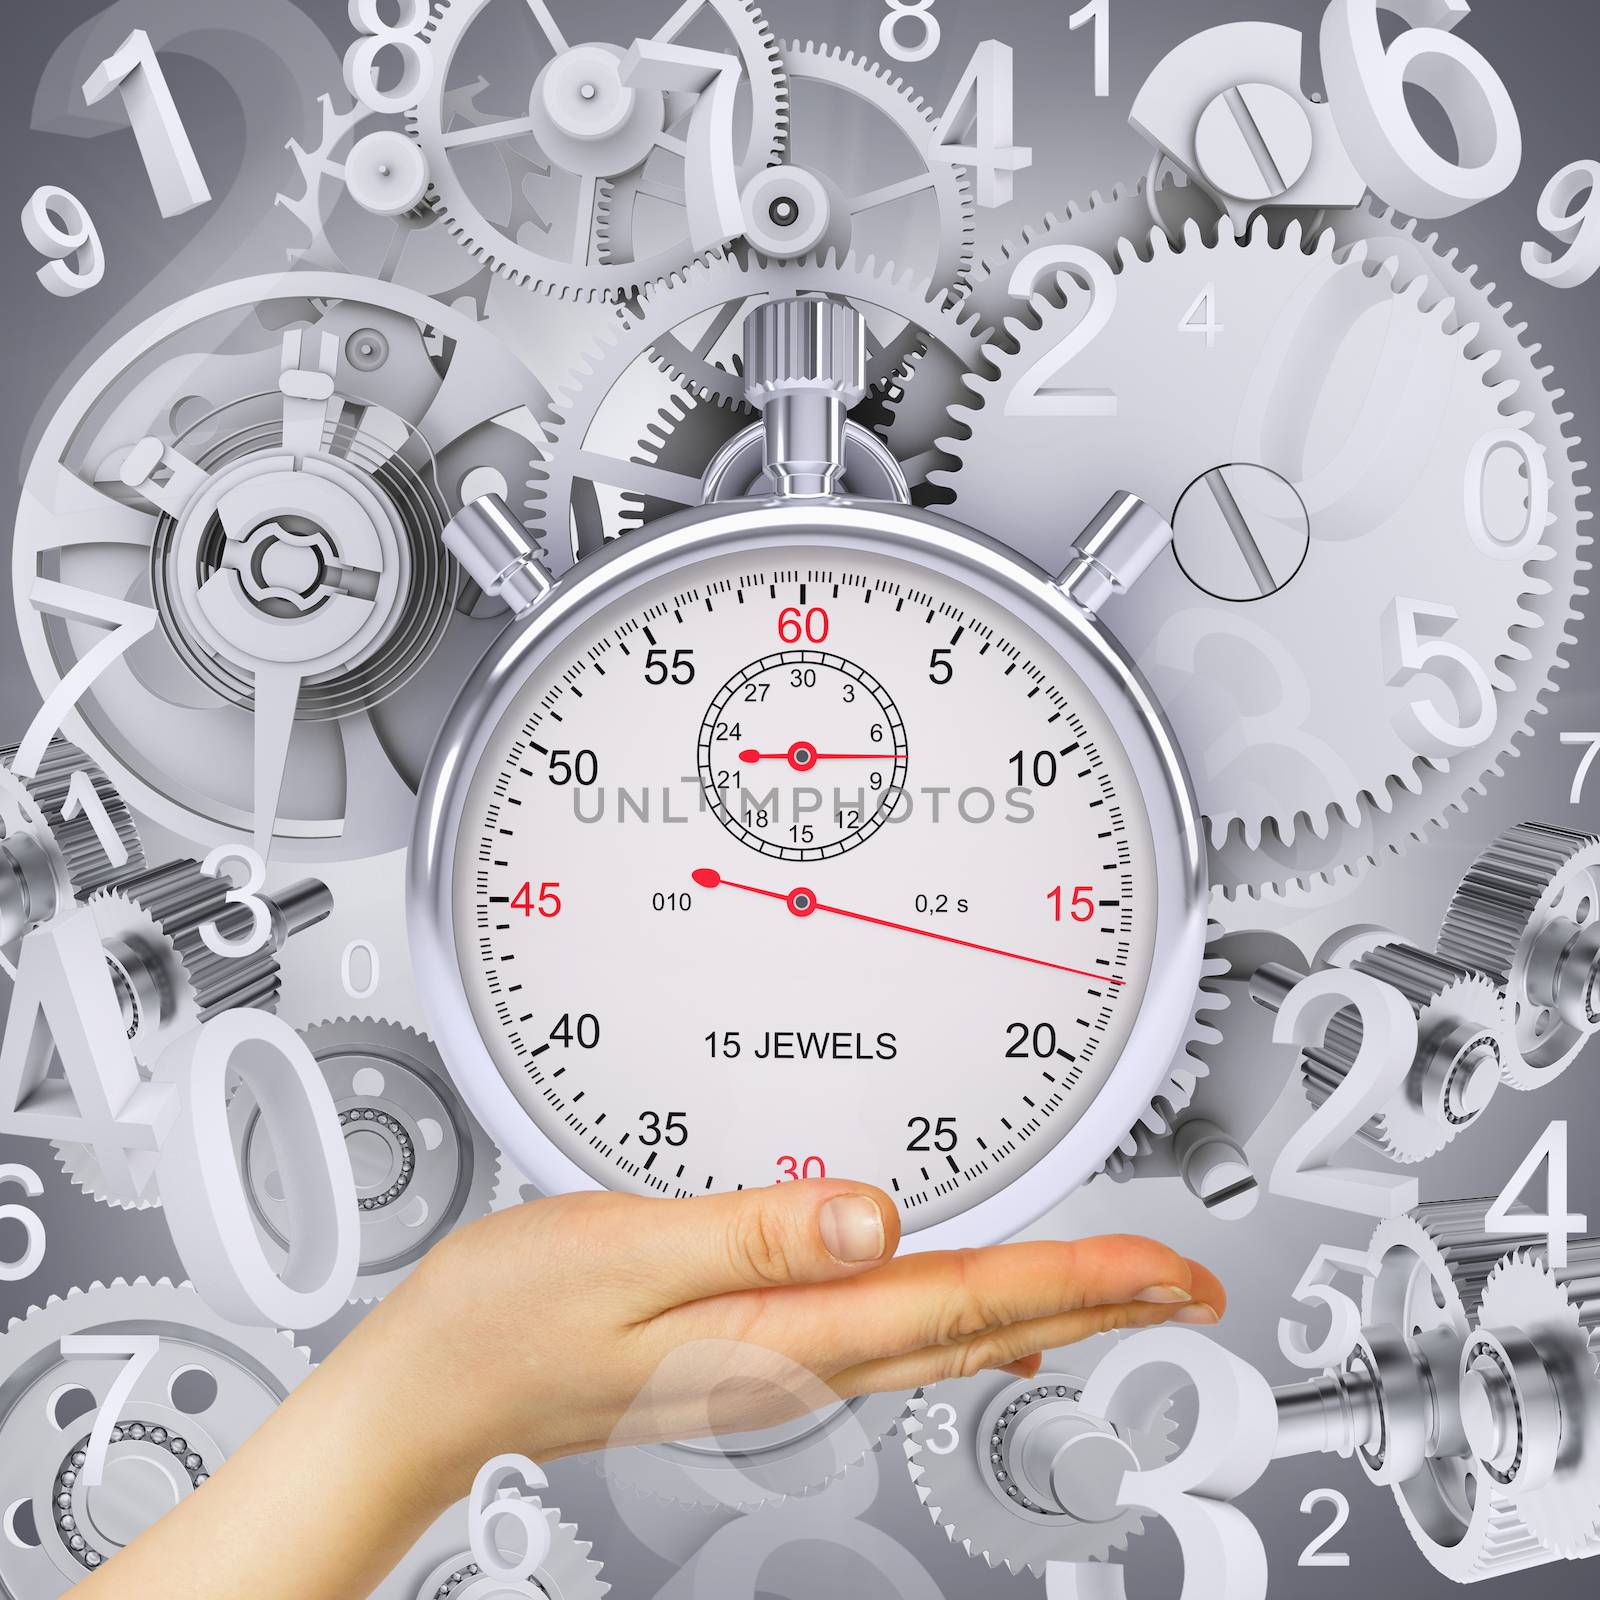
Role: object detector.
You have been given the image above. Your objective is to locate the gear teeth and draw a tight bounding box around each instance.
[903,1376,1172,1577]
[942,208,1588,899]
[1300,945,1501,1164]
[1370,1199,1536,1324]
[1438,822,1600,1088]
[0,738,143,899]
[92,859,282,1020]
[412,0,788,302]
[1476,1244,1600,1558]
[1440,822,1600,982]
[1102,927,1228,1176]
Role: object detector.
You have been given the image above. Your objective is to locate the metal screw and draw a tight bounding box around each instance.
[1172,464,1311,602]
[1194,83,1314,203]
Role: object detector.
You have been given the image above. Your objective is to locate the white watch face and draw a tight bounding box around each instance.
[454,542,1159,1230]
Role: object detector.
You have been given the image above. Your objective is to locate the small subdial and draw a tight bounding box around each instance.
[698,651,908,860]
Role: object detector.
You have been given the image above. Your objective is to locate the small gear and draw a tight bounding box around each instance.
[524,248,990,566]
[1470,1242,1600,1559]
[598,1390,915,1511]
[228,1017,500,1301]
[1300,942,1503,1164]
[935,220,1576,898]
[903,1371,1173,1578]
[409,0,788,301]
[89,859,286,1054]
[54,862,330,1209]
[1361,1202,1552,1583]
[0,739,143,945]
[379,1501,609,1600]
[275,92,491,306]
[0,1278,308,1591]
[602,39,973,299]
[1438,821,1600,1089]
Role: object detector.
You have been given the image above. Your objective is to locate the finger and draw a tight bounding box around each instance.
[1001,1354,1043,1379]
[679,1235,1206,1372]
[624,1180,902,1308]
[830,1295,1219,1395]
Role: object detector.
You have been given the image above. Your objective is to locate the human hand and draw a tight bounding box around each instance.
[361,1177,1225,1499]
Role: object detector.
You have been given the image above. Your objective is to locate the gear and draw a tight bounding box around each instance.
[1100,921,1230,1180]
[0,739,143,946]
[1438,821,1600,1089]
[409,0,787,302]
[602,39,973,299]
[958,174,1223,338]
[0,1279,309,1591]
[229,1017,500,1301]
[1361,1202,1552,1582]
[524,248,990,566]
[1470,1242,1600,1559]
[902,1371,1173,1578]
[53,861,330,1209]
[598,1390,915,1511]
[15,272,557,862]
[1306,202,1592,883]
[1300,942,1503,1164]
[378,1501,609,1600]
[274,92,496,307]
[934,221,1575,899]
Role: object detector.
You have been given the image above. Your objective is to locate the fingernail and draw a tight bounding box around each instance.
[820,1195,886,1264]
[1173,1304,1220,1325]
[1134,1284,1193,1304]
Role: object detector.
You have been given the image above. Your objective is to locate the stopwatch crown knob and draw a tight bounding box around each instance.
[443,493,554,619]
[742,293,867,408]
[742,295,866,499]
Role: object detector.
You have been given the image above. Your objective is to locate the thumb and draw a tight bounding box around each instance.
[634,1179,903,1309]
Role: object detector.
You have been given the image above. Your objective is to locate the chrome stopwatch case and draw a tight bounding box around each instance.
[410,296,1206,1251]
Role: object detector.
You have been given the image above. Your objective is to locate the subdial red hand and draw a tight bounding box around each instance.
[690,868,1122,985]
[736,740,907,772]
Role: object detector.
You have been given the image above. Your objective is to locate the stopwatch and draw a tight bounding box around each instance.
[410,295,1206,1250]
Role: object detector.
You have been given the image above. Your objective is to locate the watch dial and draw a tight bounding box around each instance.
[454,543,1159,1229]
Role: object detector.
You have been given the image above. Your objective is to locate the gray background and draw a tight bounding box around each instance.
[1,0,1598,1594]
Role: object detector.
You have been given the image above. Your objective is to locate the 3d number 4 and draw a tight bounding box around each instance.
[930,42,1033,208]
[1487,1121,1588,1270]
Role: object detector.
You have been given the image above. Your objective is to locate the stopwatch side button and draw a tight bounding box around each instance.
[1056,493,1173,618]
[443,493,555,618]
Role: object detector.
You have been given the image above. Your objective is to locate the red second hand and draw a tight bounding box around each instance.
[691,868,1122,986]
[737,740,906,769]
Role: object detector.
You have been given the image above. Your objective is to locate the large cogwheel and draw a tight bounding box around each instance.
[409,0,787,302]
[14,273,557,863]
[0,1279,309,1591]
[1316,201,1591,874]
[228,1017,500,1302]
[934,220,1580,900]
[524,248,990,568]
[601,39,973,298]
